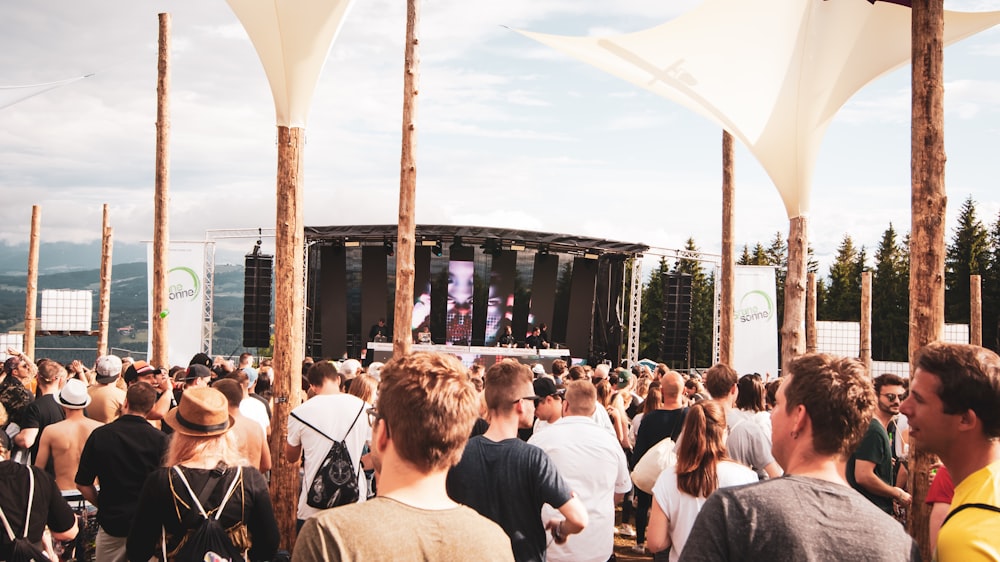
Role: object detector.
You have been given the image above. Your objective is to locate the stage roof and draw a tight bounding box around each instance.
[304,224,649,256]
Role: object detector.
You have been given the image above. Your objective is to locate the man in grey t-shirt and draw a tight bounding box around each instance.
[704,363,782,479]
[680,354,919,562]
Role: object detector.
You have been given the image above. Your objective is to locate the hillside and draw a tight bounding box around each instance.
[0,262,253,364]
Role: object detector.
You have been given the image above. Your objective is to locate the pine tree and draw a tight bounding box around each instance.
[639,257,671,360]
[945,196,990,324]
[822,234,863,321]
[983,210,1000,350]
[872,223,909,361]
[673,238,714,368]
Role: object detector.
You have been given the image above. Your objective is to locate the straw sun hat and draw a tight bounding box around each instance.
[164,387,234,437]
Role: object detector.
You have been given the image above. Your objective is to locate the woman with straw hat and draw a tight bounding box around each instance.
[126,387,279,561]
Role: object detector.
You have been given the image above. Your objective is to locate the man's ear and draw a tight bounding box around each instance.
[374,418,391,452]
[791,404,808,434]
[957,408,980,435]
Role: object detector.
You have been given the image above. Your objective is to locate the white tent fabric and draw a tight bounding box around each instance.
[225,0,357,128]
[517,0,1000,218]
[0,75,91,111]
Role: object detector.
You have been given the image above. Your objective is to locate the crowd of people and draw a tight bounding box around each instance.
[0,341,997,561]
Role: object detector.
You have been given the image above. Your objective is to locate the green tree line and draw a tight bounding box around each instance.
[637,196,1000,366]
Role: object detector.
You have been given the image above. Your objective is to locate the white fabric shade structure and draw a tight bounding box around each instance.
[0,75,91,111]
[516,0,1000,219]
[225,0,357,127]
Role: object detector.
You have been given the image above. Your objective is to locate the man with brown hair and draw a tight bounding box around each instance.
[847,373,911,513]
[704,362,781,479]
[294,352,512,562]
[448,360,588,562]
[75,382,169,562]
[213,378,271,472]
[680,354,918,561]
[900,342,1000,561]
[15,359,66,462]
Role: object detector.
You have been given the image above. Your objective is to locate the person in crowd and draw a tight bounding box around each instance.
[683,377,709,404]
[15,360,66,462]
[294,352,513,562]
[847,373,911,514]
[127,387,279,561]
[238,352,257,380]
[226,369,270,439]
[447,360,588,562]
[123,360,175,422]
[551,359,568,385]
[704,363,781,479]
[1,354,35,439]
[368,318,389,343]
[735,373,772,438]
[679,354,919,561]
[628,382,660,452]
[286,361,370,529]
[88,354,127,423]
[34,379,103,491]
[214,379,272,472]
[347,373,378,407]
[899,342,1000,560]
[926,465,955,554]
[76,382,170,562]
[632,371,688,554]
[0,434,78,559]
[528,380,631,562]
[531,377,564,434]
[647,401,757,560]
[764,378,782,411]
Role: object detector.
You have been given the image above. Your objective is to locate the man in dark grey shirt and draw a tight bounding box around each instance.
[680,354,919,562]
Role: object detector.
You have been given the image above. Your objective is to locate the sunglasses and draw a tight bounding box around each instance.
[881,393,907,402]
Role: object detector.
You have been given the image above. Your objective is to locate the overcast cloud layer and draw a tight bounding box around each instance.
[2,0,1000,272]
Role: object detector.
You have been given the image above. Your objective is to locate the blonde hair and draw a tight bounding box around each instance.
[347,374,378,405]
[165,431,248,468]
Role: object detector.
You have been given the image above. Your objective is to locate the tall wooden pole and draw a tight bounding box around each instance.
[907,1,946,559]
[806,272,817,353]
[152,13,171,368]
[719,131,735,365]
[970,274,982,346]
[97,204,113,359]
[781,216,807,375]
[860,271,872,374]
[24,205,41,358]
[393,0,422,358]
[270,126,306,550]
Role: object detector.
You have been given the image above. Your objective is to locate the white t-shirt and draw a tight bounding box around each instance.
[239,397,270,437]
[287,393,372,520]
[528,416,632,562]
[652,460,758,562]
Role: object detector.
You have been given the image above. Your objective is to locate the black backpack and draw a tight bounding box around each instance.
[291,406,364,509]
[0,465,51,562]
[164,465,245,562]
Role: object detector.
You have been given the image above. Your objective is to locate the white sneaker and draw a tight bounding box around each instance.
[631,545,647,554]
[616,524,636,538]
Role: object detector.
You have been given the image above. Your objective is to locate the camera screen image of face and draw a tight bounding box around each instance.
[447,261,474,344]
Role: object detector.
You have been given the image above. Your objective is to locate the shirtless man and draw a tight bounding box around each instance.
[35,379,103,491]
[213,378,271,472]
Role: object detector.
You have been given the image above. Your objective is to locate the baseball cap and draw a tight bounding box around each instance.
[533,377,565,400]
[123,360,162,384]
[95,354,123,384]
[616,369,633,389]
[184,364,213,382]
[189,353,212,368]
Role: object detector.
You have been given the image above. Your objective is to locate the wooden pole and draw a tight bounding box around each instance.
[970,274,982,346]
[907,1,946,558]
[393,0,422,358]
[270,125,306,550]
[780,216,807,375]
[152,13,171,368]
[97,204,113,359]
[861,271,872,374]
[806,272,817,353]
[719,131,735,365]
[24,205,41,358]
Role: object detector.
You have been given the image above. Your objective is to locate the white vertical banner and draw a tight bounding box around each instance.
[147,242,206,367]
[732,265,779,378]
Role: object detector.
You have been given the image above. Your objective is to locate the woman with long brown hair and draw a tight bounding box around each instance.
[126,387,279,561]
[646,400,757,560]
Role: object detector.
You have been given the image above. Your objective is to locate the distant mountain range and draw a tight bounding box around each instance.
[0,255,252,365]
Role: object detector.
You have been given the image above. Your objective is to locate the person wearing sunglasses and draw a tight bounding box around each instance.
[847,373,911,514]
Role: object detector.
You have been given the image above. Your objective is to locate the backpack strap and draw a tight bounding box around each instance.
[291,404,365,442]
[171,466,243,521]
[942,502,1000,527]
[0,465,35,543]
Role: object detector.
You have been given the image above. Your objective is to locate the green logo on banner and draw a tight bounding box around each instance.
[735,289,774,324]
[167,266,201,302]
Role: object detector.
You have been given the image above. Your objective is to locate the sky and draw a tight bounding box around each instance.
[2,0,1000,275]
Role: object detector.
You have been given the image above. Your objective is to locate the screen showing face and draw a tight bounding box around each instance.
[447,260,474,344]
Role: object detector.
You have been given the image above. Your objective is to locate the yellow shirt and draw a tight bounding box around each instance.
[936,460,1000,562]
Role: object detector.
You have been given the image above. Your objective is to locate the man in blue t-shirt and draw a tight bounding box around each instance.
[447,361,588,562]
